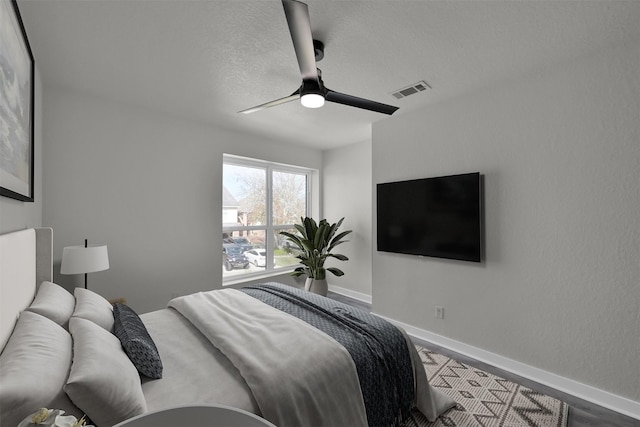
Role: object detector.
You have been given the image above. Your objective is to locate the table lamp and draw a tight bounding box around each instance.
[61,239,109,289]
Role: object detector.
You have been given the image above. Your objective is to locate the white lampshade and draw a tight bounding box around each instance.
[61,244,109,275]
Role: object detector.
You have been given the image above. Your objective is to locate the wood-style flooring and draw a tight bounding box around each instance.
[326,290,638,427]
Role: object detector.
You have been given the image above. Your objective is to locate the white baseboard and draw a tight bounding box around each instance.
[375,314,640,422]
[327,285,372,304]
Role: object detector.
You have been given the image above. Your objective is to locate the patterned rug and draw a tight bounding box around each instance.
[402,346,568,427]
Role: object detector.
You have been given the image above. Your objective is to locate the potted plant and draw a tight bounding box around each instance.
[279,217,352,296]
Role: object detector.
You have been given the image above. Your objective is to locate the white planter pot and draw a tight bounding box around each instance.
[304,278,328,296]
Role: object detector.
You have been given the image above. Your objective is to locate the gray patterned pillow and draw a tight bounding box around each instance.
[113,303,163,379]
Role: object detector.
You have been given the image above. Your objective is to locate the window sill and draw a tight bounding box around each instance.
[222,269,296,288]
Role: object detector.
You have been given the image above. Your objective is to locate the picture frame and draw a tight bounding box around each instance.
[1,0,35,202]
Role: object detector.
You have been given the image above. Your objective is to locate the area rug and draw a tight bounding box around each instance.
[402,346,568,427]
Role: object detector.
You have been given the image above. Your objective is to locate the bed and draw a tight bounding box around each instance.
[0,228,455,427]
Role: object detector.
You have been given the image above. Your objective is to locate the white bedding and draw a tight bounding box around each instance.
[141,288,456,427]
[139,307,260,415]
[167,289,369,427]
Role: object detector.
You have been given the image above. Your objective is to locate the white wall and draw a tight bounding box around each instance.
[323,140,372,299]
[372,39,640,406]
[1,69,43,233]
[42,87,323,313]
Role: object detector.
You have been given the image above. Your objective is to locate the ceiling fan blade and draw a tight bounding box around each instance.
[282,0,318,81]
[325,89,399,115]
[238,90,300,114]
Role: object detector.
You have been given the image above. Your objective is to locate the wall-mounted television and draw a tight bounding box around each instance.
[376,172,483,262]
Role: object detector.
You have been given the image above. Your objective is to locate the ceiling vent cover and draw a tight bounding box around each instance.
[391,80,431,99]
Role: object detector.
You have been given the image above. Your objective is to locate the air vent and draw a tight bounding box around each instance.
[391,80,431,99]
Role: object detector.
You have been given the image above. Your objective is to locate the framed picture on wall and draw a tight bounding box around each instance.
[1,0,35,202]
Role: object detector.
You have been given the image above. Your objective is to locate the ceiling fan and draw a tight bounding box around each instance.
[238,0,398,115]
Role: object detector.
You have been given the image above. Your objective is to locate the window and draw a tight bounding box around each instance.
[222,155,312,281]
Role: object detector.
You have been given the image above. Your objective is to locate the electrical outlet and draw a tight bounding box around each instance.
[435,306,444,319]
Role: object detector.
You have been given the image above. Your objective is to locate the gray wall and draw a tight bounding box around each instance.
[372,39,640,404]
[0,70,43,233]
[42,87,323,313]
[323,140,373,300]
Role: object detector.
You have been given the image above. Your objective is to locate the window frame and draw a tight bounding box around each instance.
[222,154,313,282]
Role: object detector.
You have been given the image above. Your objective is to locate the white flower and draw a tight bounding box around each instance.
[54,414,94,427]
[53,415,79,427]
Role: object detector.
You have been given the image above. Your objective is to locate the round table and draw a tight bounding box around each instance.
[112,404,276,427]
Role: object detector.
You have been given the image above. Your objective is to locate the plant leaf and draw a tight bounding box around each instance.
[300,238,315,253]
[328,230,352,251]
[327,267,345,277]
[279,231,304,250]
[293,223,306,238]
[303,217,317,240]
[313,224,328,251]
[327,253,349,261]
[327,217,344,242]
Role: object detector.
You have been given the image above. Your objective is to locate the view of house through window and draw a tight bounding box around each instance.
[222,155,310,280]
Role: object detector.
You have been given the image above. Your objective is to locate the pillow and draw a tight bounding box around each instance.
[0,311,81,426]
[65,317,147,426]
[72,287,114,331]
[113,303,163,379]
[26,281,75,328]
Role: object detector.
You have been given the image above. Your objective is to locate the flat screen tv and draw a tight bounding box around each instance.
[376,172,483,262]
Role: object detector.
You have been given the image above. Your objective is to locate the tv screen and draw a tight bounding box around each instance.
[376,172,483,262]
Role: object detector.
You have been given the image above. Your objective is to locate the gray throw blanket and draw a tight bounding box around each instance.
[242,283,415,427]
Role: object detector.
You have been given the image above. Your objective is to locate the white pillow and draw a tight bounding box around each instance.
[26,281,75,328]
[72,287,114,331]
[65,317,147,426]
[0,311,81,426]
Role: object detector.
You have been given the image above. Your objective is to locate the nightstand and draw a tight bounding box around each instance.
[112,404,275,427]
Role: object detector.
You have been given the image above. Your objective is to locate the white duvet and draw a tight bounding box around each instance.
[168,289,368,427]
[141,288,455,427]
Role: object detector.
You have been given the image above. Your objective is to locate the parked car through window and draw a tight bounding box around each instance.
[223,244,250,271]
[245,249,267,267]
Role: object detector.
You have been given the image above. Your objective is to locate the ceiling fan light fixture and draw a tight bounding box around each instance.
[301,93,325,108]
[300,79,325,108]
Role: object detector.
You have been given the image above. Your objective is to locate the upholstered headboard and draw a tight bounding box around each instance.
[0,227,53,350]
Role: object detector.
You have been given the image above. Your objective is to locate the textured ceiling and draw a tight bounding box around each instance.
[17,0,640,150]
